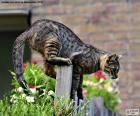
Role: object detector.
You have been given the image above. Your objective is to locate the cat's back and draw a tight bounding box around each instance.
[30,19,85,54]
[31,19,83,43]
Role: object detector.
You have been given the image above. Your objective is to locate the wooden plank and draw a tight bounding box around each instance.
[55,65,73,99]
[73,92,78,116]
[89,99,95,116]
[91,97,104,116]
[105,108,108,116]
[100,97,104,116]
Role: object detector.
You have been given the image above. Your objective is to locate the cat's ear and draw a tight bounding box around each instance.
[108,54,123,60]
[118,54,123,59]
[108,54,118,60]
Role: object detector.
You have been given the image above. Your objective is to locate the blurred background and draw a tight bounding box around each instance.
[0,0,140,115]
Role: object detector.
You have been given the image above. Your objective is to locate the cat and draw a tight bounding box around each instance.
[13,19,120,99]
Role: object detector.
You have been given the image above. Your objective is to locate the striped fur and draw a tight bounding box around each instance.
[12,19,120,99]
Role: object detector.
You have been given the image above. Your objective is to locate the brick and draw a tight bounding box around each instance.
[119,80,133,93]
[120,62,131,71]
[90,13,112,24]
[75,3,105,14]
[126,32,140,41]
[45,0,59,5]
[88,5,130,24]
[129,42,140,54]
[103,41,127,52]
[119,71,131,85]
[112,32,130,40]
[60,15,89,25]
[120,91,129,100]
[62,5,76,14]
[0,3,31,9]
[77,22,130,33]
[72,24,105,35]
[89,22,129,33]
[130,71,140,91]
[104,22,130,32]
[75,2,131,20]
[131,62,140,71]
[34,5,65,15]
[130,0,140,3]
[119,99,133,108]
[109,13,130,23]
[131,23,140,31]
[87,33,114,44]
[90,0,129,3]
[133,99,140,108]
[130,88,140,99]
[131,2,140,12]
[133,81,140,89]
[131,13,140,24]
[131,71,140,81]
[33,5,76,15]
[89,43,106,50]
[130,53,140,62]
[118,99,133,115]
[105,2,130,13]
[60,0,91,5]
[46,5,65,14]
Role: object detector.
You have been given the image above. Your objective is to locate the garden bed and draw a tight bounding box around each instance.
[0,63,121,116]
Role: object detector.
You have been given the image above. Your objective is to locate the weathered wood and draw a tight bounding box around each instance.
[71,96,121,116]
[55,65,73,98]
[54,66,121,116]
[73,92,78,116]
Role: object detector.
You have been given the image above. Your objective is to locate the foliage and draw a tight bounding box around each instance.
[83,70,121,112]
[11,63,55,92]
[0,63,73,116]
[0,93,75,116]
[0,63,121,115]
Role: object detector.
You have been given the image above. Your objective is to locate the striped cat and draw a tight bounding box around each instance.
[13,19,121,99]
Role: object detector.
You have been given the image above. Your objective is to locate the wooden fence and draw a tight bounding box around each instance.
[55,66,121,116]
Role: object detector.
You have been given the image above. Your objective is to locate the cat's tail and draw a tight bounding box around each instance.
[12,31,30,94]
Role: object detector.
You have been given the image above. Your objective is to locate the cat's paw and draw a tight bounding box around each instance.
[66,58,72,65]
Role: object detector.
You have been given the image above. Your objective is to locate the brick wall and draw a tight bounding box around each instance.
[32,0,140,114]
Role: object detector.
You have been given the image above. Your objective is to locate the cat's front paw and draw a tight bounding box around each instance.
[66,58,72,65]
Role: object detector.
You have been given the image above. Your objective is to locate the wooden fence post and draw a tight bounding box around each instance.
[55,65,73,99]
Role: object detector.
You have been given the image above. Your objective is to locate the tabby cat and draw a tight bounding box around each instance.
[13,19,120,99]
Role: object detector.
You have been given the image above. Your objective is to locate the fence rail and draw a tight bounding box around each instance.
[55,65,121,116]
[72,96,122,116]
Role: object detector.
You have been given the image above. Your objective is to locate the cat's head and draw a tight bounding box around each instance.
[100,54,121,79]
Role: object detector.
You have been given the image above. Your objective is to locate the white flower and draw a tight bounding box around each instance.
[99,78,104,83]
[107,86,113,92]
[17,87,23,93]
[30,88,36,94]
[21,93,26,98]
[10,97,16,103]
[10,99,17,103]
[26,96,35,103]
[10,95,17,103]
[48,90,54,96]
